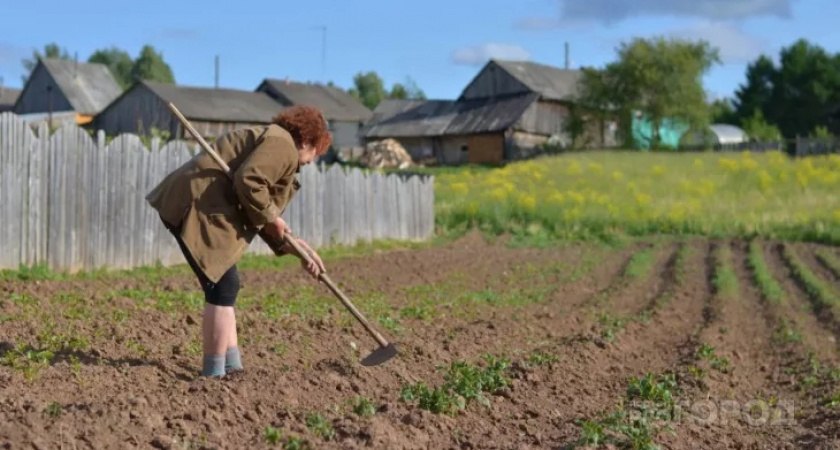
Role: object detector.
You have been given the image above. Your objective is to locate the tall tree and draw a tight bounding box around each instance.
[733,39,840,139]
[88,47,134,89]
[130,45,176,84]
[731,55,776,123]
[575,36,721,148]
[348,71,387,110]
[349,72,427,109]
[389,76,427,100]
[709,97,739,124]
[20,42,71,84]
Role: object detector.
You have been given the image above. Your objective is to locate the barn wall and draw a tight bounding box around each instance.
[330,120,363,150]
[13,65,73,115]
[506,131,550,161]
[459,62,531,100]
[516,100,569,136]
[92,85,175,137]
[438,137,469,165]
[467,133,505,164]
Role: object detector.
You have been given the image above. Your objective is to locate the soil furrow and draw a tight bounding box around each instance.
[791,242,840,296]
[553,238,712,448]
[763,241,840,356]
[2,235,839,449]
[774,242,840,351]
[667,239,806,448]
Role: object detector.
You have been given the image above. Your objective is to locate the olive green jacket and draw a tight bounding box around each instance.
[146,124,301,282]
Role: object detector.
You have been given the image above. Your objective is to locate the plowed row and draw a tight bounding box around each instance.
[2,232,840,449]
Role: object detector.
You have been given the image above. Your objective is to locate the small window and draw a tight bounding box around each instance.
[460,145,468,152]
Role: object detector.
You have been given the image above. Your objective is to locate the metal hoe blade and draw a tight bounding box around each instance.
[360,343,399,367]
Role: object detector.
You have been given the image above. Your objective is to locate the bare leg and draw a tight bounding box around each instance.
[229,308,238,350]
[202,303,233,376]
[225,308,243,372]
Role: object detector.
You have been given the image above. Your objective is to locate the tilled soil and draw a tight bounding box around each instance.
[1,233,840,449]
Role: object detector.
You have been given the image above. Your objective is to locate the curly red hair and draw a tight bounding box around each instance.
[271,105,332,155]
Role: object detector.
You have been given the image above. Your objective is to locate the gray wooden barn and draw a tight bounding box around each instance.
[255,78,373,154]
[362,59,618,165]
[91,80,284,140]
[12,58,123,126]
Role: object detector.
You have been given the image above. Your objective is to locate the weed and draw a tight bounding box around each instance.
[598,312,627,342]
[574,371,679,450]
[696,343,731,373]
[44,402,62,418]
[773,319,802,344]
[304,412,334,441]
[350,396,377,418]
[0,344,54,381]
[525,351,560,367]
[400,354,512,416]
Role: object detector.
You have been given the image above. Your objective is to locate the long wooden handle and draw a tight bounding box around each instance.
[166,102,389,348]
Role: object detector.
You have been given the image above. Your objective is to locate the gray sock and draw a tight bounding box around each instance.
[225,347,243,371]
[202,354,226,377]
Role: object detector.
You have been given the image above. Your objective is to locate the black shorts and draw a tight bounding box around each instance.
[164,218,240,307]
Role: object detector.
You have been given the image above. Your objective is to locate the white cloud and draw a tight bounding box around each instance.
[520,0,797,28]
[670,22,768,64]
[451,43,531,66]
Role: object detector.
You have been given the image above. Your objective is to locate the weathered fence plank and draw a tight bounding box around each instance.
[0,113,435,273]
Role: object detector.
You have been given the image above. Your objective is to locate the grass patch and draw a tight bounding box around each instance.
[422,151,840,245]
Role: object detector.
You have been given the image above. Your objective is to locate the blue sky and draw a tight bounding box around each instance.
[0,0,836,102]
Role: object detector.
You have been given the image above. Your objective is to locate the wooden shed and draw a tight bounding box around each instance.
[13,58,123,125]
[361,58,616,165]
[256,78,373,153]
[91,80,283,140]
[362,93,540,165]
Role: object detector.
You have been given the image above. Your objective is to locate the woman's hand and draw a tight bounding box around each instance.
[296,238,326,277]
[281,237,326,279]
[263,216,288,239]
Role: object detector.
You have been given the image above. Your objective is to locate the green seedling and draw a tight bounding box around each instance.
[350,396,377,418]
[304,412,334,441]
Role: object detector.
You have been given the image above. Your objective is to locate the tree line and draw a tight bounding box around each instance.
[20,43,426,110]
[572,37,839,148]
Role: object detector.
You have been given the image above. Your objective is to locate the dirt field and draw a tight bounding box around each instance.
[2,232,840,449]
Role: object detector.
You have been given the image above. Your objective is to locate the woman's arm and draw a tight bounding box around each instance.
[232,134,297,230]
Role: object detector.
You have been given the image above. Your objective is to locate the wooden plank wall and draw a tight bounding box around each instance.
[0,112,436,273]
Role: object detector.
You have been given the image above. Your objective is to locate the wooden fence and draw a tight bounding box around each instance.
[0,112,435,273]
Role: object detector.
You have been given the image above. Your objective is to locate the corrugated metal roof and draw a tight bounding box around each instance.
[445,93,538,135]
[362,93,538,138]
[41,58,123,115]
[259,79,373,122]
[362,99,458,137]
[142,80,283,123]
[492,60,582,101]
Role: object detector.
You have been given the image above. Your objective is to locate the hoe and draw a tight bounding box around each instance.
[166,101,398,367]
